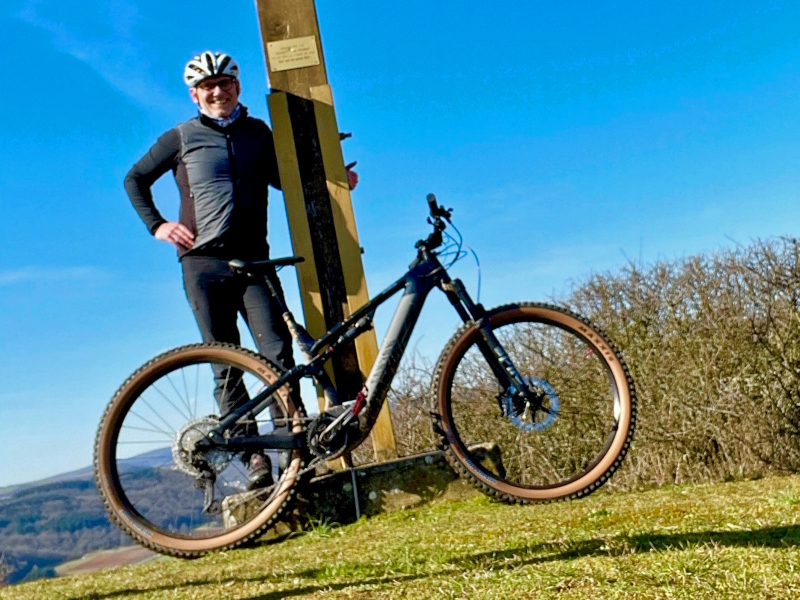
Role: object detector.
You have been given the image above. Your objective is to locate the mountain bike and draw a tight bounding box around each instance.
[94,194,636,558]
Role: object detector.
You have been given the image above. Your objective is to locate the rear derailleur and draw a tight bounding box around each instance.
[195,469,222,515]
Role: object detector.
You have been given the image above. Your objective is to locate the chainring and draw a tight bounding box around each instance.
[306,408,356,459]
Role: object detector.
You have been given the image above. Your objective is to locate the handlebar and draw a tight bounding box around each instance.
[417,193,453,253]
[427,193,438,216]
[426,193,452,220]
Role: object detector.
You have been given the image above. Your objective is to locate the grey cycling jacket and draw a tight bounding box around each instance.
[124,106,281,259]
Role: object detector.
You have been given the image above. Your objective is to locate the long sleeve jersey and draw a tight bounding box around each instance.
[124,107,281,260]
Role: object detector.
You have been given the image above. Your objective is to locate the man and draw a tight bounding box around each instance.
[124,51,354,487]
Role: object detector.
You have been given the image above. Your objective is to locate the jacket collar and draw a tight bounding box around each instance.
[197,104,249,132]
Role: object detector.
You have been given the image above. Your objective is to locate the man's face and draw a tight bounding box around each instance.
[189,76,240,118]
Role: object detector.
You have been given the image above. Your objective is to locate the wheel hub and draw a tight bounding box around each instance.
[500,377,560,432]
[172,416,234,477]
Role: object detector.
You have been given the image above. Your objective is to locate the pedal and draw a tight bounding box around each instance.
[204,498,222,515]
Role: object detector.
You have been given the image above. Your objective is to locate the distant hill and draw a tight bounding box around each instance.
[0,448,174,498]
[0,466,95,501]
[0,448,172,584]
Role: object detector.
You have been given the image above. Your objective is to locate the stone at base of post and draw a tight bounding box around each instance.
[240,445,505,541]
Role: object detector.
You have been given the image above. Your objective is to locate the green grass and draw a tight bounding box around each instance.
[6,475,800,599]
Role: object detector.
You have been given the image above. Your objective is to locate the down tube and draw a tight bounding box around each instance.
[355,272,435,438]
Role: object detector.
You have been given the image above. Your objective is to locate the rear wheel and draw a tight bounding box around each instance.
[94,343,303,557]
[432,303,635,502]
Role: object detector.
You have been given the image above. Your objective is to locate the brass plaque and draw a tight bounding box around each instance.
[267,36,321,72]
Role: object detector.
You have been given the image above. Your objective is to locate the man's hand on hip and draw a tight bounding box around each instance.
[155,222,195,250]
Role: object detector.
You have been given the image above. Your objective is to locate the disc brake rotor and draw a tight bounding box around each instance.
[501,376,560,432]
[172,416,234,477]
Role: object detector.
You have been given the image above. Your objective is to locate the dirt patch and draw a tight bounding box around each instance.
[56,546,157,577]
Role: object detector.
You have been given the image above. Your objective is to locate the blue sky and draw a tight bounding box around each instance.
[2,1,800,487]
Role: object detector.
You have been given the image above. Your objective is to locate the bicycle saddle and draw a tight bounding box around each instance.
[229,256,305,275]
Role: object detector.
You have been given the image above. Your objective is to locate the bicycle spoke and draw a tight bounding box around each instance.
[443,312,626,492]
[137,395,181,434]
[149,382,193,422]
[180,367,193,420]
[166,372,194,418]
[125,408,175,439]
[116,440,174,446]
[193,363,201,417]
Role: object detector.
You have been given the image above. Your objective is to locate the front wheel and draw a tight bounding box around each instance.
[94,343,304,557]
[431,303,636,503]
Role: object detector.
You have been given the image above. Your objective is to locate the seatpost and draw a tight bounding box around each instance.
[264,274,313,358]
[263,275,289,314]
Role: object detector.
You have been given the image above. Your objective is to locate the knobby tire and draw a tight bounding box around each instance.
[431,302,636,503]
[93,343,303,557]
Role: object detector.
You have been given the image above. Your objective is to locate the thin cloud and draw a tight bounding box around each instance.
[0,266,110,286]
[17,0,182,112]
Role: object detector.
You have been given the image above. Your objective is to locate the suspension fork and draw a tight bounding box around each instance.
[440,276,529,394]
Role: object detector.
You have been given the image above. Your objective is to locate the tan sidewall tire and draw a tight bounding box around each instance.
[433,303,636,503]
[94,343,303,557]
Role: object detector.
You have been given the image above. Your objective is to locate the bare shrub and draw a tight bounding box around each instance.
[0,553,11,584]
[567,237,800,487]
[356,238,800,488]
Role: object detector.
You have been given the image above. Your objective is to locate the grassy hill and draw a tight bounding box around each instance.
[0,448,178,584]
[5,474,800,599]
[0,477,132,584]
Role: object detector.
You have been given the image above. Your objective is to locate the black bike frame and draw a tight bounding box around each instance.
[206,244,527,454]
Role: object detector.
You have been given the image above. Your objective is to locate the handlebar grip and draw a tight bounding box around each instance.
[427,193,438,215]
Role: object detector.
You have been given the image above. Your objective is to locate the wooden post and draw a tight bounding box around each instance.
[254,0,397,462]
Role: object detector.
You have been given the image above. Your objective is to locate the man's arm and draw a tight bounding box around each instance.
[262,123,282,191]
[124,129,181,234]
[124,129,195,250]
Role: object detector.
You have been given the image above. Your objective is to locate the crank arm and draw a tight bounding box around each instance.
[320,405,356,437]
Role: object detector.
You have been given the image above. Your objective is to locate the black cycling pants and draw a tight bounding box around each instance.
[181,255,296,437]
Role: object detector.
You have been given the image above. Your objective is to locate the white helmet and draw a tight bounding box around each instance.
[183,51,239,87]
